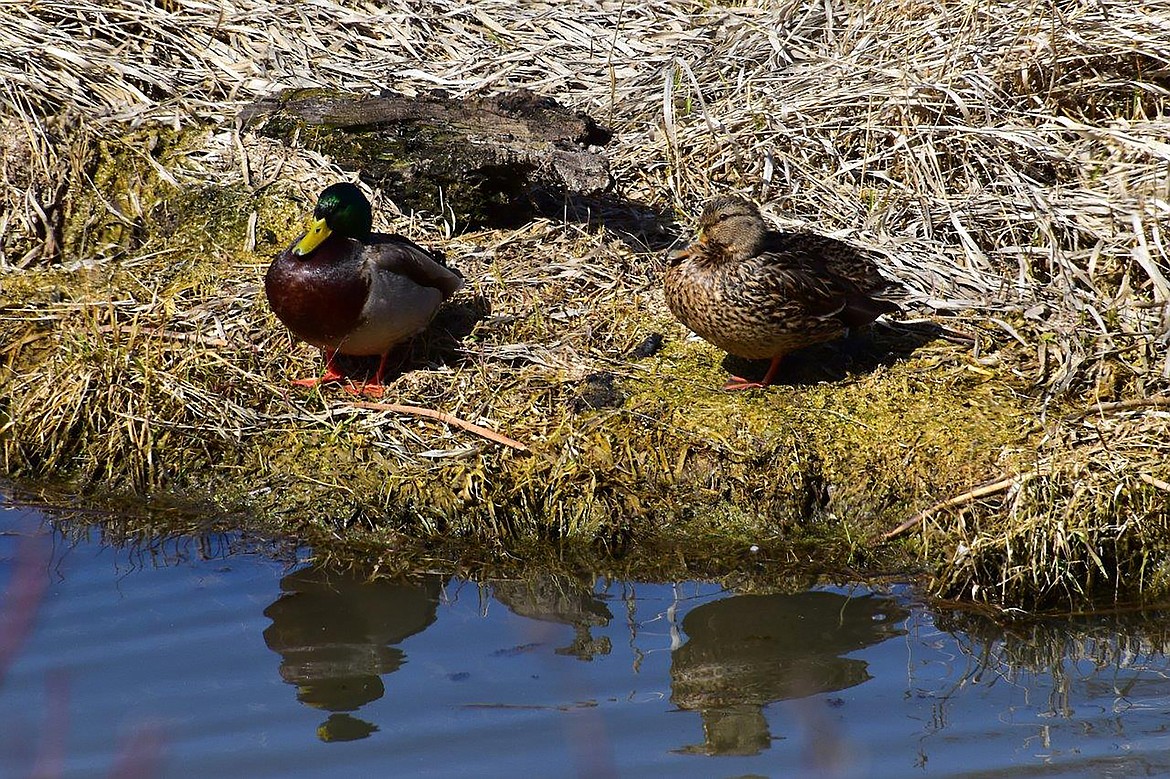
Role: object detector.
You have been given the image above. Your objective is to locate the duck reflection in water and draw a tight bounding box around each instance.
[671,590,908,757]
[263,567,444,742]
[492,574,613,660]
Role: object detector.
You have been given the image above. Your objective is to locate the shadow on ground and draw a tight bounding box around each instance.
[532,189,684,254]
[720,320,957,386]
[326,292,492,382]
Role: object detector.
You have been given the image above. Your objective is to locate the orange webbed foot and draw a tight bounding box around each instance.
[723,376,768,391]
[343,382,387,398]
[722,355,784,392]
[338,351,396,397]
[290,349,345,388]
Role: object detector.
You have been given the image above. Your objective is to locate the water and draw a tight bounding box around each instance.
[2,501,1170,778]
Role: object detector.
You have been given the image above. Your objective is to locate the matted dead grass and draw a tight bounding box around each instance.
[2,0,1170,607]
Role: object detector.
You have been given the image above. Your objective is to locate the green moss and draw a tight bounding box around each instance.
[55,125,307,271]
[625,333,1025,544]
[63,129,180,258]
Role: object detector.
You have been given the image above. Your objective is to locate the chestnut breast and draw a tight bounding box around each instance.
[264,239,368,349]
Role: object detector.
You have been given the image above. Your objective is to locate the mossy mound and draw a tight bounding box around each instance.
[2,127,1027,587]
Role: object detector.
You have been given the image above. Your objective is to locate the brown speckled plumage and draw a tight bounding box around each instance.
[664,196,901,388]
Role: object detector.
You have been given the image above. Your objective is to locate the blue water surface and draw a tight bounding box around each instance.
[1,500,1168,779]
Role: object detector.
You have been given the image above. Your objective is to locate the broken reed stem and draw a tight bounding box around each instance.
[882,475,1017,541]
[96,324,231,349]
[1138,472,1170,493]
[1065,395,1170,421]
[344,401,530,452]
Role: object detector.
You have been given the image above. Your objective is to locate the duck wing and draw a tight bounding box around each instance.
[364,234,465,299]
[764,231,899,291]
[754,232,902,328]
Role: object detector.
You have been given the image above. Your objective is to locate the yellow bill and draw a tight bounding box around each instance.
[294,217,332,255]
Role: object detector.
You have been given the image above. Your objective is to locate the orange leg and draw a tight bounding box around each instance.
[343,351,393,398]
[291,348,346,388]
[723,355,784,391]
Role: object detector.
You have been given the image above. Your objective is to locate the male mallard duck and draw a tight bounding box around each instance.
[664,195,901,390]
[265,182,464,394]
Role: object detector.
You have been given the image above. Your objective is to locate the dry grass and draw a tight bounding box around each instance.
[2,0,1170,607]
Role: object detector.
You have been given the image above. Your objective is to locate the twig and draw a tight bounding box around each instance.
[96,324,230,349]
[1065,395,1170,421]
[1139,473,1170,492]
[346,401,529,452]
[882,476,1017,541]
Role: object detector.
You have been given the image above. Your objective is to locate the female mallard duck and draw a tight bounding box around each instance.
[664,195,901,390]
[265,182,463,394]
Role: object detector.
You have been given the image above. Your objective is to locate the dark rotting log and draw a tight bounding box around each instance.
[240,88,613,228]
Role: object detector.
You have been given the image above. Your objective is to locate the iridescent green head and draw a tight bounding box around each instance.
[294,183,374,256]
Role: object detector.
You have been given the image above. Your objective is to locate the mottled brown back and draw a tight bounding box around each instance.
[664,200,901,362]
